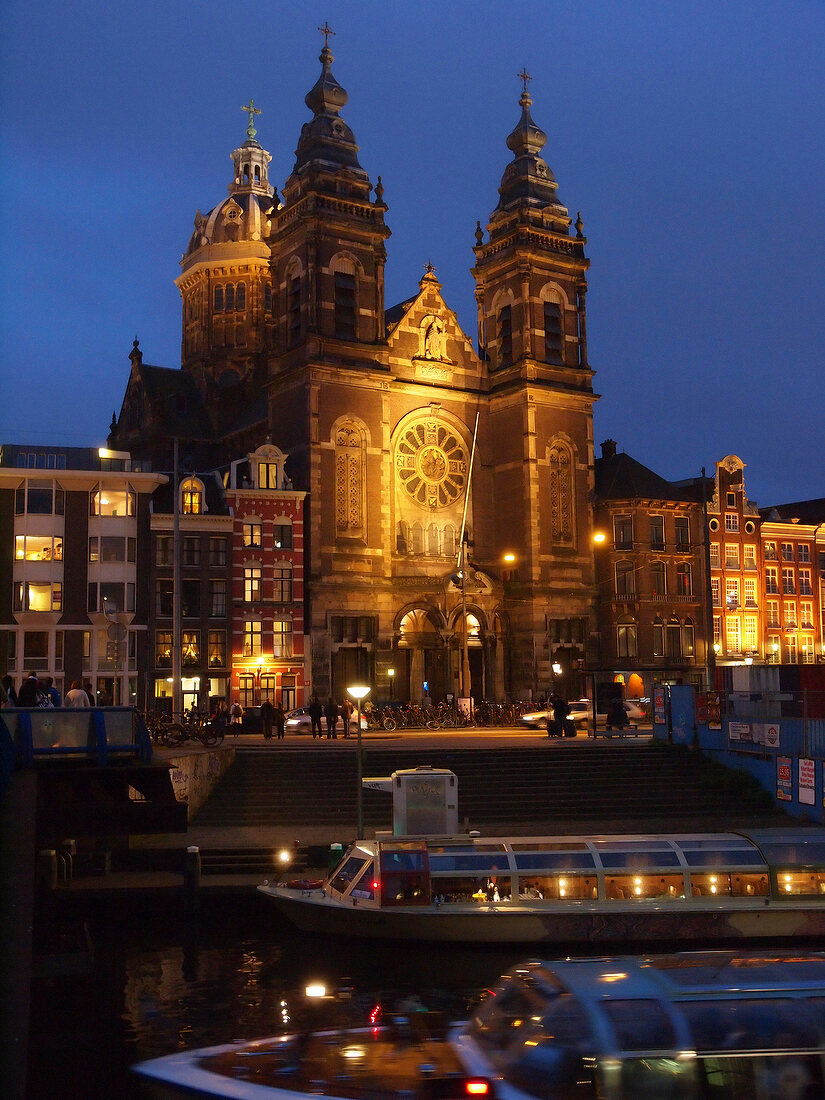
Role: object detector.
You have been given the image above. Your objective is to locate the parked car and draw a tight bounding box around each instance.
[284,707,368,736]
[521,699,645,733]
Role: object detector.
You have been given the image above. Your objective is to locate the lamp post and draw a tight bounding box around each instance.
[347,684,370,839]
[387,667,395,702]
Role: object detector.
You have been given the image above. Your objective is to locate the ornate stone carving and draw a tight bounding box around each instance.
[395,417,466,509]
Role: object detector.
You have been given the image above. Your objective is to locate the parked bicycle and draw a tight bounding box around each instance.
[147,712,224,748]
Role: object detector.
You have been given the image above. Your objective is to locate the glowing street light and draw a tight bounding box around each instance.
[347,684,370,839]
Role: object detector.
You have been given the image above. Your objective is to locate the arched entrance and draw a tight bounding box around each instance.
[450,609,485,701]
[396,607,446,703]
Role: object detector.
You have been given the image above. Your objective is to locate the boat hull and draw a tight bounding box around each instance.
[259,884,825,944]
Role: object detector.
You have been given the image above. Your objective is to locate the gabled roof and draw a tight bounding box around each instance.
[595,450,707,503]
[760,498,825,525]
[125,363,214,441]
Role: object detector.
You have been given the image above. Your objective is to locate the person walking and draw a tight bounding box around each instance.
[229,698,244,736]
[323,696,338,739]
[342,698,354,738]
[308,696,323,739]
[273,700,285,739]
[260,697,274,740]
[213,700,229,738]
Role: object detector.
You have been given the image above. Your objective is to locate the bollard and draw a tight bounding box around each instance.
[184,845,202,914]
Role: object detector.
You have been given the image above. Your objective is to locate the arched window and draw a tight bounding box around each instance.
[443,524,456,560]
[332,258,357,340]
[544,300,563,363]
[235,282,246,310]
[616,619,637,658]
[497,304,512,365]
[181,477,204,515]
[264,283,272,313]
[548,442,574,544]
[214,285,224,312]
[427,523,439,556]
[650,561,666,596]
[254,164,260,182]
[334,421,365,538]
[667,618,682,658]
[242,162,250,184]
[287,264,302,345]
[682,618,695,657]
[225,283,235,311]
[652,617,665,657]
[411,522,424,555]
[396,520,409,554]
[615,561,634,597]
[676,562,692,596]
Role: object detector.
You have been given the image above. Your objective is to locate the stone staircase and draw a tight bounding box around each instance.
[192,742,781,838]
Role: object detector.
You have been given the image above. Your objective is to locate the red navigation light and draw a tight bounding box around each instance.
[372,880,380,890]
[369,1004,381,1025]
[465,1081,490,1096]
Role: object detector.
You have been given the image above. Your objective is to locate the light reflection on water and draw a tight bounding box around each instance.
[28,896,515,1098]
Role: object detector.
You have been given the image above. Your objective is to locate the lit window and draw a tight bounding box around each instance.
[182,631,200,667]
[273,618,292,657]
[243,522,262,548]
[676,562,692,596]
[616,622,637,658]
[181,478,203,515]
[90,484,135,517]
[208,630,226,667]
[243,620,262,657]
[764,541,778,560]
[724,512,739,532]
[244,567,262,602]
[155,631,172,667]
[782,568,795,595]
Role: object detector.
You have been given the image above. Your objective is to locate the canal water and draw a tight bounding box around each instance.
[27,894,520,1099]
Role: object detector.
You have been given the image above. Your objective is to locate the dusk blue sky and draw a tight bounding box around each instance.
[1,1,823,508]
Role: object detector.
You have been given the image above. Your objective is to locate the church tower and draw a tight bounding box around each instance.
[472,72,598,691]
[175,102,278,438]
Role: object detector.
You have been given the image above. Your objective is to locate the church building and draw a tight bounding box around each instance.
[111,38,599,704]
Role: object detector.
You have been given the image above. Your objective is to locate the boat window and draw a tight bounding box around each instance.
[428,843,507,854]
[598,850,681,869]
[511,841,589,851]
[514,852,596,870]
[430,875,512,904]
[681,998,823,1052]
[519,875,597,901]
[349,861,375,900]
[750,837,825,866]
[380,873,429,906]
[682,849,766,868]
[601,998,677,1050]
[604,874,684,900]
[500,995,597,1098]
[697,1054,823,1097]
[689,873,731,896]
[774,870,825,896]
[329,856,368,894]
[617,1057,693,1098]
[470,979,554,1053]
[731,874,769,897]
[652,955,825,989]
[379,847,427,872]
[429,853,511,872]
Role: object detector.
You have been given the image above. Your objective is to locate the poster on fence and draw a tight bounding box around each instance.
[653,686,667,725]
[706,691,722,730]
[729,722,754,743]
[776,756,792,802]
[798,758,815,806]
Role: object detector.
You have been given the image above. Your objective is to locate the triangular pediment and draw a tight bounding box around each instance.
[386,273,480,382]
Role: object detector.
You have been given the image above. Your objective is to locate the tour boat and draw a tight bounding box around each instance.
[257,827,825,944]
[133,950,825,1098]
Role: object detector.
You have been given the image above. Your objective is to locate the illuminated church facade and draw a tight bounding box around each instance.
[111,41,599,704]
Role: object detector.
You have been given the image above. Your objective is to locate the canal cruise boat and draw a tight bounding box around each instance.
[257,827,825,944]
[133,951,825,1098]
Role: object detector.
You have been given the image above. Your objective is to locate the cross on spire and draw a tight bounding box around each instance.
[318,21,335,47]
[517,67,532,94]
[241,98,262,139]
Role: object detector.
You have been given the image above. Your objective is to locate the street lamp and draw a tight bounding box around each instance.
[347,684,370,839]
[387,667,395,702]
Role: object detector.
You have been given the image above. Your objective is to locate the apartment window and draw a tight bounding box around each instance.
[744,616,758,651]
[682,621,695,657]
[613,514,633,549]
[16,479,65,516]
[676,562,692,597]
[16,535,62,561]
[55,630,63,671]
[155,631,172,668]
[725,578,740,609]
[243,620,262,657]
[238,674,255,709]
[273,523,293,549]
[182,631,200,667]
[674,516,690,551]
[88,581,134,614]
[765,566,779,594]
[181,580,200,618]
[210,580,226,617]
[272,618,293,657]
[23,631,49,670]
[497,304,512,365]
[182,537,200,567]
[781,542,794,562]
[724,513,739,532]
[785,636,798,664]
[616,622,637,658]
[766,599,780,627]
[801,638,815,664]
[156,580,173,617]
[726,618,741,653]
[800,602,814,628]
[666,619,682,658]
[615,562,635,597]
[799,568,813,595]
[726,492,736,507]
[13,581,62,612]
[208,630,226,668]
[544,301,563,363]
[744,578,757,607]
[209,537,227,566]
[156,535,173,567]
[764,542,778,561]
[273,566,293,602]
[243,522,262,548]
[744,545,756,571]
[711,578,722,607]
[767,636,781,663]
[181,478,203,515]
[652,620,665,658]
[725,543,740,569]
[257,462,279,490]
[244,567,262,602]
[784,602,797,628]
[709,543,720,569]
[334,271,357,340]
[798,544,811,563]
[782,568,795,595]
[649,515,665,551]
[650,562,666,596]
[713,616,722,647]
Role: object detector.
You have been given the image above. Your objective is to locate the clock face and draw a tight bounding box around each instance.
[396,419,467,508]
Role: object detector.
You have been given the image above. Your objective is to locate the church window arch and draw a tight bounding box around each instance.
[214,285,224,312]
[548,440,575,545]
[427,523,439,556]
[539,284,568,366]
[396,520,409,554]
[264,283,272,313]
[254,164,260,182]
[492,288,515,368]
[410,522,424,555]
[443,523,457,561]
[235,282,245,310]
[334,420,366,538]
[332,255,359,341]
[225,284,235,311]
[242,162,251,184]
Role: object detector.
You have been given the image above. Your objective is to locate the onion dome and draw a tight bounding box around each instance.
[183,103,278,261]
[495,75,569,223]
[293,41,366,177]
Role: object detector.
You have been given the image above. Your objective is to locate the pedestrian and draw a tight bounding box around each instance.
[342,698,354,738]
[229,698,244,736]
[1,675,16,707]
[260,697,275,740]
[44,676,62,707]
[273,700,285,739]
[323,696,337,739]
[308,696,323,739]
[607,696,628,731]
[17,672,41,708]
[83,681,96,706]
[213,700,228,737]
[64,680,91,707]
[548,693,570,738]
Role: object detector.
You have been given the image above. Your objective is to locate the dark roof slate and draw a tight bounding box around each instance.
[595,451,707,503]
